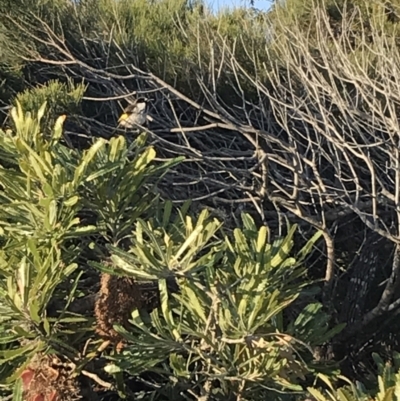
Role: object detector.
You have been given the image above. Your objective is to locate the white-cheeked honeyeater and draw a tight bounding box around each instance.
[118,97,149,129]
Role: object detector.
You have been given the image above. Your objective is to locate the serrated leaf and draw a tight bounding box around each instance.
[0,342,36,363]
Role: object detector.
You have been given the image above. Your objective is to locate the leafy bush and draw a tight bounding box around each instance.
[92,209,333,399]
[0,102,181,399]
[12,80,86,128]
[0,103,344,400]
[309,353,400,401]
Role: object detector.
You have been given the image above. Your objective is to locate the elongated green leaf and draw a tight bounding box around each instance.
[52,114,66,142]
[85,163,120,182]
[37,101,47,123]
[162,201,173,228]
[73,139,105,184]
[307,388,330,401]
[64,196,79,207]
[182,285,207,323]
[173,224,204,266]
[48,199,57,227]
[316,373,336,393]
[12,377,23,401]
[29,299,41,324]
[256,226,268,254]
[337,388,357,401]
[132,147,156,172]
[0,342,36,363]
[269,225,296,268]
[159,279,180,340]
[297,230,323,262]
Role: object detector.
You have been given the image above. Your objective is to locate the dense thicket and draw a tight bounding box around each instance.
[2,0,400,400]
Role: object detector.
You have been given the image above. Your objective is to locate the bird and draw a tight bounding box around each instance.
[118,97,150,129]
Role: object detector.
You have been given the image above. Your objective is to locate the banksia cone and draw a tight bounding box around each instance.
[94,275,176,349]
[94,273,144,347]
[94,258,180,351]
[20,354,81,401]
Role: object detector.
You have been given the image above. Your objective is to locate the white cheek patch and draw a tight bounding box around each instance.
[135,102,147,112]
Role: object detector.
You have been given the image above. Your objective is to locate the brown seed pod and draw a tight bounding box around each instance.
[94,257,180,352]
[94,273,143,346]
[20,354,81,401]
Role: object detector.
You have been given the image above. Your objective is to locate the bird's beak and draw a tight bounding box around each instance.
[118,113,129,123]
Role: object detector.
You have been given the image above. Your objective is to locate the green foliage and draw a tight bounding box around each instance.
[100,201,222,278]
[13,79,86,128]
[0,64,25,108]
[0,101,93,245]
[289,303,345,346]
[0,103,93,385]
[302,353,400,401]
[93,211,330,399]
[268,0,400,50]
[0,102,340,400]
[308,361,400,401]
[81,137,184,246]
[0,0,271,101]
[0,102,182,392]
[269,0,400,29]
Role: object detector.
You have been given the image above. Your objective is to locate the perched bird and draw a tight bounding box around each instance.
[118,97,149,129]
